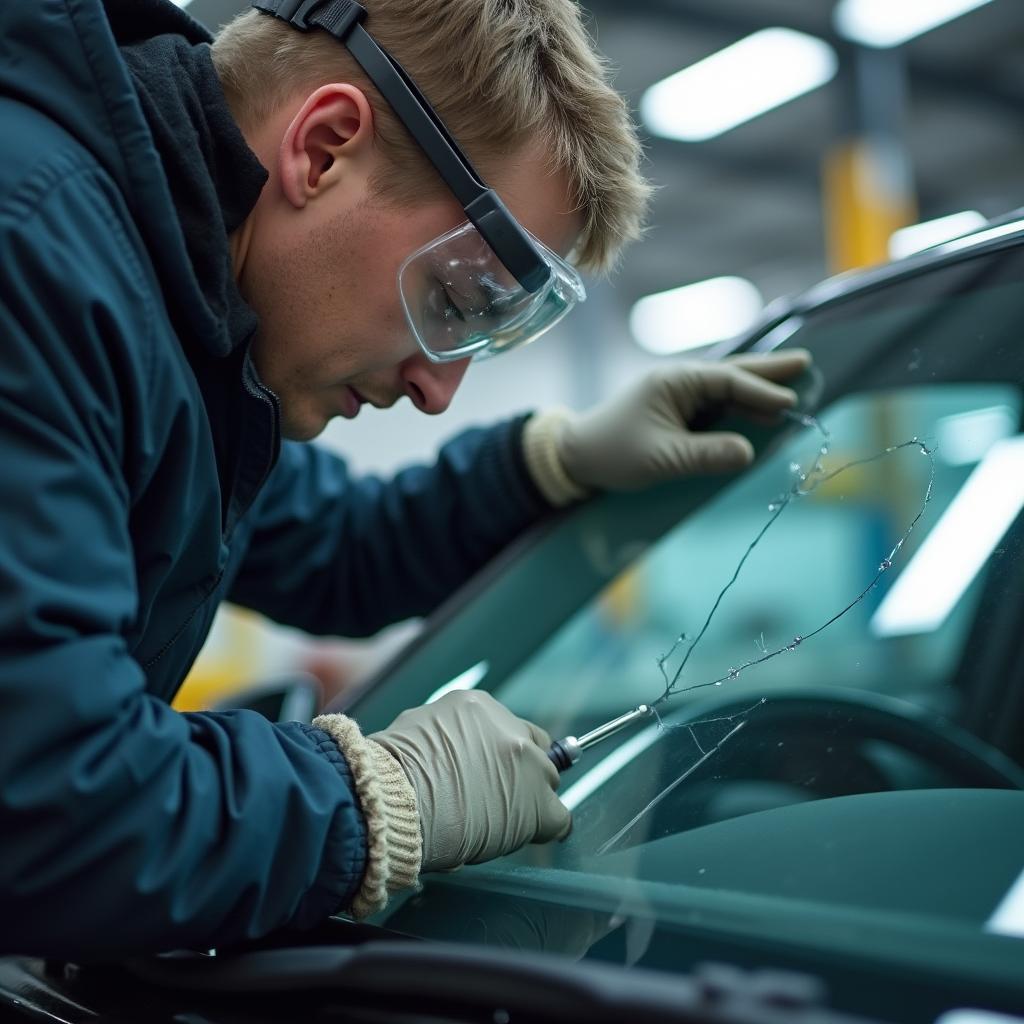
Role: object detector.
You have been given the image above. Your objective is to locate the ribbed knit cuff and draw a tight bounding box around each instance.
[522,408,591,508]
[312,713,422,919]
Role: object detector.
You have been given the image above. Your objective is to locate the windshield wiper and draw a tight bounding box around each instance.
[120,940,890,1024]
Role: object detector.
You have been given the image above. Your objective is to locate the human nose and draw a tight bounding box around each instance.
[401,353,471,414]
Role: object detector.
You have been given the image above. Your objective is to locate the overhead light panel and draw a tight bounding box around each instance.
[935,405,1016,466]
[834,0,993,48]
[641,29,838,142]
[889,211,988,259]
[630,277,764,355]
[871,435,1024,638]
[425,660,488,704]
[987,866,1024,940]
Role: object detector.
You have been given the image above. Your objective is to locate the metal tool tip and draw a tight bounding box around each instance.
[637,704,652,715]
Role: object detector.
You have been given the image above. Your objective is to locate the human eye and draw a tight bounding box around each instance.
[437,281,466,323]
[477,275,526,322]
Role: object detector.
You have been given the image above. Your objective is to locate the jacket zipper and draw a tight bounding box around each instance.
[142,568,226,671]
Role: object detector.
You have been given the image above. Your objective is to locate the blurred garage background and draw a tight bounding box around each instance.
[169,0,1024,714]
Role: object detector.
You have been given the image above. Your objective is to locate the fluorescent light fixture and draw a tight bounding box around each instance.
[936,405,1016,466]
[630,277,763,355]
[425,660,488,704]
[641,28,838,142]
[986,865,1024,940]
[871,435,1024,638]
[889,211,987,259]
[937,1014,1024,1024]
[560,722,663,811]
[835,0,993,48]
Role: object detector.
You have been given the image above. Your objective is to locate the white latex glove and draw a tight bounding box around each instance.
[523,350,812,501]
[370,690,570,873]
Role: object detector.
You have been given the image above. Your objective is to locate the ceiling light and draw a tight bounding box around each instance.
[889,211,988,259]
[630,277,764,355]
[834,0,993,48]
[425,660,488,704]
[641,28,838,142]
[935,405,1016,466]
[871,435,1024,638]
[987,866,1024,940]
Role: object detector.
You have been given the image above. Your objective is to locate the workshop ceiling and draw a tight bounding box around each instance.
[186,0,1024,316]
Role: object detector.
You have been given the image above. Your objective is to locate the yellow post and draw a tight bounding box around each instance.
[822,137,917,272]
[823,44,918,273]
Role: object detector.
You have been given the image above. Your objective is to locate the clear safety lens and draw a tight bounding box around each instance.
[398,220,586,363]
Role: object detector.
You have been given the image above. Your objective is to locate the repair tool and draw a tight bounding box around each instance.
[548,704,655,771]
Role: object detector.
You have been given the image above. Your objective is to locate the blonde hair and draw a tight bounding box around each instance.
[211,0,650,271]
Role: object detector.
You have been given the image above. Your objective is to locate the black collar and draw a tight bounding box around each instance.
[120,34,269,357]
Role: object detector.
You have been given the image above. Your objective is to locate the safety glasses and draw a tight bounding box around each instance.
[398,221,585,363]
[252,0,586,362]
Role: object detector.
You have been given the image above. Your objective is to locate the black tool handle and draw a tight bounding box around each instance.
[548,738,578,772]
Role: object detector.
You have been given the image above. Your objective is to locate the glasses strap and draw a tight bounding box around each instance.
[251,0,549,292]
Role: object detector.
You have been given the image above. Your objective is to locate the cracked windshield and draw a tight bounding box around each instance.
[373,255,1024,957]
[493,381,1018,835]
[428,378,1024,919]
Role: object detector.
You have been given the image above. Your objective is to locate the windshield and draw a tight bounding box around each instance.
[355,241,1024,985]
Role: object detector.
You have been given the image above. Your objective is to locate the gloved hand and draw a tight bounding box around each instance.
[523,349,812,503]
[370,690,570,872]
[313,691,569,919]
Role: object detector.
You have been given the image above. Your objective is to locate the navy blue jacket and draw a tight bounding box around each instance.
[0,0,548,957]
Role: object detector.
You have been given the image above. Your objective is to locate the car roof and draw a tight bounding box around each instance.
[717,208,1024,358]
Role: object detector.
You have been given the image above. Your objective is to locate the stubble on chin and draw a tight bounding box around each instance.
[276,394,328,442]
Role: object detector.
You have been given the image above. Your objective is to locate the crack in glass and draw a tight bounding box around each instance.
[653,410,936,707]
[597,410,938,854]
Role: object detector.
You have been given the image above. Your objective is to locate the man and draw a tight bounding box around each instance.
[0,0,809,957]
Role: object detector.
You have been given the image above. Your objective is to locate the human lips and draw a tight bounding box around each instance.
[349,386,397,411]
[340,385,363,419]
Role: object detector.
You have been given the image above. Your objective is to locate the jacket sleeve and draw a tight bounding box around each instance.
[0,160,368,958]
[226,419,552,637]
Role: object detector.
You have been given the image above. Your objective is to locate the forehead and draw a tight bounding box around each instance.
[489,145,582,261]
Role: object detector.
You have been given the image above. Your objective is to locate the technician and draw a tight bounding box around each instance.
[0,0,809,956]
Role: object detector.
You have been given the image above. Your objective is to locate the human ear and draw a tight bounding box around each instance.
[277,83,374,208]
